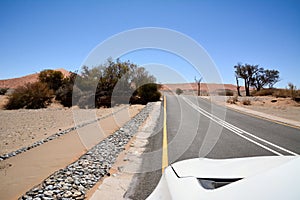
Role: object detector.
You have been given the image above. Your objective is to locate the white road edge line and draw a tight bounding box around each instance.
[182,96,298,156]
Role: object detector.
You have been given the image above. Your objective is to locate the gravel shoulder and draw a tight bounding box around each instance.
[89,102,161,200]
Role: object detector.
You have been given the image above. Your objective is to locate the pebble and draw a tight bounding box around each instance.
[19,103,154,199]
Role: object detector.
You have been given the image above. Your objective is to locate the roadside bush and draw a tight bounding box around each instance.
[56,85,83,107]
[131,83,161,105]
[252,88,276,96]
[273,89,289,98]
[176,88,183,95]
[227,96,238,104]
[55,72,79,107]
[288,83,300,101]
[217,89,234,96]
[242,98,251,105]
[39,69,64,91]
[5,82,53,109]
[0,88,9,95]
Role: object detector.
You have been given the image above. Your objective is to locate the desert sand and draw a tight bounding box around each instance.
[0,101,141,155]
[229,96,300,122]
[0,101,144,200]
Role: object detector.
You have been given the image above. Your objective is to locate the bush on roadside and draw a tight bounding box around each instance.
[217,89,234,96]
[242,98,251,105]
[227,96,238,104]
[131,83,161,105]
[252,88,276,96]
[0,88,9,95]
[273,89,289,98]
[39,69,64,91]
[5,82,53,109]
[55,72,79,107]
[176,88,183,95]
[287,83,300,101]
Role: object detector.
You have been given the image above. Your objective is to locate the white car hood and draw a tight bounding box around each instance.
[148,156,300,200]
[171,156,297,179]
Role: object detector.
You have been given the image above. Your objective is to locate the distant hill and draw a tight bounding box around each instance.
[161,83,247,95]
[0,69,70,89]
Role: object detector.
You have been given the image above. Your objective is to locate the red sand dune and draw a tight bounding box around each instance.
[0,69,70,89]
[1,70,244,94]
[161,83,246,93]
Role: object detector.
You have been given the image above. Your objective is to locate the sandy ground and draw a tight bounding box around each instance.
[227,96,300,122]
[0,102,144,200]
[0,97,140,155]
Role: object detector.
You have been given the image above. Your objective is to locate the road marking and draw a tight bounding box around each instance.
[182,96,298,156]
[162,95,169,173]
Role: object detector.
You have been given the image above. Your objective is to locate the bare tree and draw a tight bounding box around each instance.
[194,76,202,96]
[235,75,241,96]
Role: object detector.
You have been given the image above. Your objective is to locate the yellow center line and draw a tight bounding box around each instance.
[162,95,169,174]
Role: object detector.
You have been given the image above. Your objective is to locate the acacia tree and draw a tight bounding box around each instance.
[234,63,259,96]
[234,63,280,96]
[76,58,159,108]
[251,69,280,91]
[264,69,280,88]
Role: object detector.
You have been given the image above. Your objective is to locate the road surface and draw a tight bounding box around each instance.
[126,95,300,199]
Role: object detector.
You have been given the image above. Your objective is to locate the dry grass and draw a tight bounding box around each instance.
[242,98,251,105]
[252,88,300,102]
[227,96,238,104]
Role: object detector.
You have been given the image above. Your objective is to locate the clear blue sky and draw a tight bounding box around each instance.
[0,0,299,88]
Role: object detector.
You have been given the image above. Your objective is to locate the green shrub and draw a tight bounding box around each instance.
[39,69,64,91]
[55,72,79,107]
[176,88,183,95]
[0,88,9,95]
[131,83,161,105]
[5,82,53,109]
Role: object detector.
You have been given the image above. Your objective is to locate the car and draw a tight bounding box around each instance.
[147,156,300,200]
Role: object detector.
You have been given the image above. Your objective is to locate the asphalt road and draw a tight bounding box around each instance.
[126,95,300,199]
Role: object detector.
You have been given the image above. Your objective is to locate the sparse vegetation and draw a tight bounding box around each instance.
[217,89,234,96]
[5,82,53,109]
[137,83,161,104]
[227,96,238,104]
[234,63,280,96]
[242,98,251,105]
[176,88,183,95]
[55,72,78,107]
[251,88,276,96]
[39,69,64,91]
[0,88,9,95]
[250,83,300,102]
[288,83,300,102]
